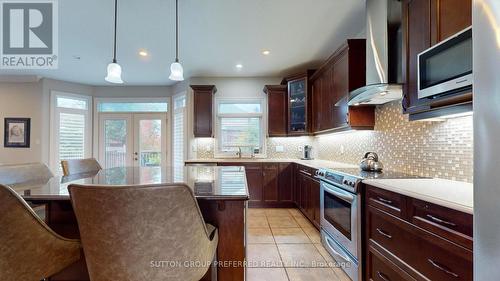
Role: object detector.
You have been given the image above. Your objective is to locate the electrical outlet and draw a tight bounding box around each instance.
[298,146,303,152]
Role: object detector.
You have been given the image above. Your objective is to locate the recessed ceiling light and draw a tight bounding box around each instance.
[262,50,271,55]
[235,64,243,69]
[139,50,148,57]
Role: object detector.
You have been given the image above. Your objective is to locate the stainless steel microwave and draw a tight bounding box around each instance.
[418,27,472,99]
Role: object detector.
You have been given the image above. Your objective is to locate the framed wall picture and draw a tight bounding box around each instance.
[4,118,31,148]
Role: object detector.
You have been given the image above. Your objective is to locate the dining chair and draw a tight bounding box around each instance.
[0,184,81,281]
[0,163,53,186]
[69,183,218,281]
[60,158,102,176]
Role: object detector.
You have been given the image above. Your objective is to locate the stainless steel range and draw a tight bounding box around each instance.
[316,167,422,281]
[315,168,363,281]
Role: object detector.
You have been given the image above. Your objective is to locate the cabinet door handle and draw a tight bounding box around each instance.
[428,259,459,278]
[377,271,390,281]
[426,214,457,227]
[377,197,393,205]
[376,228,392,239]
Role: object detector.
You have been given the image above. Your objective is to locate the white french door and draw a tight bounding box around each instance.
[98,113,167,168]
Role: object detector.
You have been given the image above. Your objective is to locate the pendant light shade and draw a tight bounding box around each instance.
[105,61,123,84]
[169,61,184,81]
[169,0,184,81]
[105,0,123,84]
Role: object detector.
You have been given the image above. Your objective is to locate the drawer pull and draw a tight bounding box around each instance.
[300,170,312,176]
[426,214,457,227]
[377,197,393,205]
[428,259,459,278]
[377,271,391,281]
[376,228,393,239]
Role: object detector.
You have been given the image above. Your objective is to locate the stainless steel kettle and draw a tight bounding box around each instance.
[360,152,384,172]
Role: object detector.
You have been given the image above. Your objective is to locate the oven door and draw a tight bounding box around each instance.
[320,180,359,259]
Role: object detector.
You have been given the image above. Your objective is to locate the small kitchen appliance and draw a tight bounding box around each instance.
[302,145,313,160]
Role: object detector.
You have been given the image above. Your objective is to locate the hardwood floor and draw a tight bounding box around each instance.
[246,208,351,281]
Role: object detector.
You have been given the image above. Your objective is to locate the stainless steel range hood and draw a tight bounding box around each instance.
[348,0,403,106]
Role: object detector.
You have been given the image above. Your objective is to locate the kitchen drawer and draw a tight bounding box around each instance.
[410,198,473,250]
[297,165,315,177]
[367,246,416,281]
[367,206,472,281]
[366,185,407,218]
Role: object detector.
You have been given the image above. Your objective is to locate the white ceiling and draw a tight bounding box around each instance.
[0,0,366,86]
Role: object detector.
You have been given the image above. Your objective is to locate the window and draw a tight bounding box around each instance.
[98,102,168,112]
[50,92,92,173]
[215,99,265,157]
[173,94,186,181]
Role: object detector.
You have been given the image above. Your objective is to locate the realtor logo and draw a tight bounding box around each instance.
[0,0,58,69]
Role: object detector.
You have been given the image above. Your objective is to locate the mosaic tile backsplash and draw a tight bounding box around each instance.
[193,101,473,182]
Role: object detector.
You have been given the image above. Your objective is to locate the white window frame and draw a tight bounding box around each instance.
[49,91,92,173]
[93,97,171,168]
[214,97,267,158]
[172,93,187,180]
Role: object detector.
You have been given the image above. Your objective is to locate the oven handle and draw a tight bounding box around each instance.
[322,182,355,203]
[324,234,352,263]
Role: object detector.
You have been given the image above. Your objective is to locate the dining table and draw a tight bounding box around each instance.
[10,165,249,281]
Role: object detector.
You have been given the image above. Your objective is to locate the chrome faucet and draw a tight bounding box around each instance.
[236,147,242,159]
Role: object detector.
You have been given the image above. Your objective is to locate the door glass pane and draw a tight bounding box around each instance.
[104,119,128,168]
[289,79,306,132]
[324,190,352,239]
[138,119,162,167]
[59,113,85,172]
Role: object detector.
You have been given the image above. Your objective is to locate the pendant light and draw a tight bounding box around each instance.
[105,0,123,84]
[169,0,184,81]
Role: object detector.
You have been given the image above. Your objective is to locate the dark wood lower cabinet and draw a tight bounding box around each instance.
[364,184,473,281]
[295,164,320,230]
[263,164,279,203]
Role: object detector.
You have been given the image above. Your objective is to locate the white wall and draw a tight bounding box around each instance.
[0,81,45,165]
[92,85,172,98]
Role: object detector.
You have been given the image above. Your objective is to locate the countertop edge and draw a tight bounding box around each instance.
[363,179,473,215]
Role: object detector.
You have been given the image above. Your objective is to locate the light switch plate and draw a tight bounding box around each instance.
[275,145,284,152]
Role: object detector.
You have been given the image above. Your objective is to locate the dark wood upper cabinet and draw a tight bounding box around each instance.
[264,85,288,137]
[282,71,315,136]
[310,39,375,134]
[191,85,217,137]
[402,0,472,119]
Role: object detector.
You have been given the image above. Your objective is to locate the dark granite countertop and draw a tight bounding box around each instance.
[10,165,249,201]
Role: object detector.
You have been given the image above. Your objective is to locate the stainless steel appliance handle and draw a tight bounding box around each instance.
[426,214,457,227]
[322,182,354,203]
[427,259,459,278]
[324,234,352,263]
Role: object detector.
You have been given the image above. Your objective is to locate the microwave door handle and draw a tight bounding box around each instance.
[323,184,354,203]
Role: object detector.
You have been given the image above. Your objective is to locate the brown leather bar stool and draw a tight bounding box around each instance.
[0,184,81,281]
[60,158,102,176]
[69,183,218,281]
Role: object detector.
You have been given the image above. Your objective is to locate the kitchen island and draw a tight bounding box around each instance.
[11,165,249,281]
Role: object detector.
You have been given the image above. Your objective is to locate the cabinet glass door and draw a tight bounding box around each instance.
[289,79,307,133]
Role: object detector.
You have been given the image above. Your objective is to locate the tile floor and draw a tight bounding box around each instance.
[246,208,352,281]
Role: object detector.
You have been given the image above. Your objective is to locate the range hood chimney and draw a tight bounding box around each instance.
[348,0,403,106]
